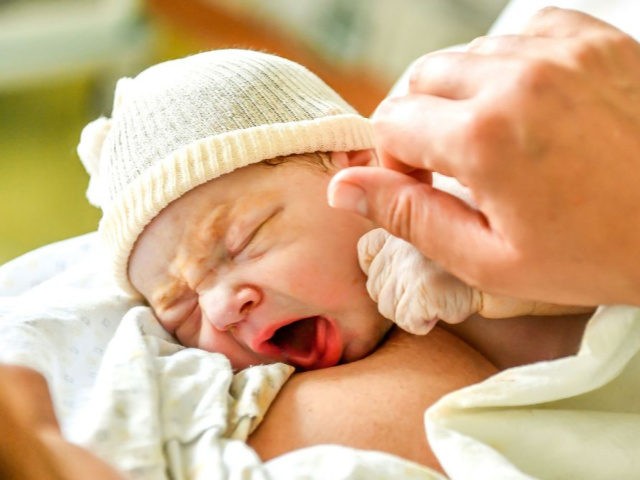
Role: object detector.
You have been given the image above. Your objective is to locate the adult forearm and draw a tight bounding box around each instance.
[0,365,124,480]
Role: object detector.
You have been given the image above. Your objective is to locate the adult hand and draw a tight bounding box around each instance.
[328,7,640,306]
[0,365,124,480]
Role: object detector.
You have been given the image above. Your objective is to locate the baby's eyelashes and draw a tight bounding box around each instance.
[226,225,259,258]
[226,206,283,260]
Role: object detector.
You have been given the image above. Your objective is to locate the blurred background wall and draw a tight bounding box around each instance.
[0,0,508,265]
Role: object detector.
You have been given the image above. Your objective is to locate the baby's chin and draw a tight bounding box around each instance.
[341,318,394,364]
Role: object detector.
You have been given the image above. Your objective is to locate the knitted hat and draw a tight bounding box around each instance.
[77,49,373,295]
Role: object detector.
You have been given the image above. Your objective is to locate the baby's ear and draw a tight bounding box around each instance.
[330,149,377,169]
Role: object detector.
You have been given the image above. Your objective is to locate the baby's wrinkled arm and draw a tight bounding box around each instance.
[359,228,592,335]
[247,327,496,471]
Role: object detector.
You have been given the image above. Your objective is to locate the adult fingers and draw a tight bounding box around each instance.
[372,94,468,178]
[373,150,433,185]
[467,34,562,58]
[407,50,511,99]
[327,166,504,282]
[523,6,613,38]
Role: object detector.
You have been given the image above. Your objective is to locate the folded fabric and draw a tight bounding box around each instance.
[428,305,640,479]
[0,233,135,426]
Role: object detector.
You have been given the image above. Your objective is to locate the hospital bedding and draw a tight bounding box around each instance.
[2,233,640,479]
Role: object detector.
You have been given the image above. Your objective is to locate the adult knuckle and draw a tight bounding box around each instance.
[467,35,490,52]
[467,35,513,55]
[564,31,633,73]
[408,51,456,93]
[514,58,559,92]
[602,29,639,59]
[535,5,562,19]
[386,190,413,240]
[567,38,602,69]
[460,109,494,145]
[408,55,435,91]
[457,107,506,172]
[384,185,430,251]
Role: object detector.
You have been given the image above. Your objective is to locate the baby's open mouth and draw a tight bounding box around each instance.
[263,316,342,370]
[270,316,317,355]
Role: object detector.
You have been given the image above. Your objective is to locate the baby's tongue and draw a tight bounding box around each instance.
[271,317,317,357]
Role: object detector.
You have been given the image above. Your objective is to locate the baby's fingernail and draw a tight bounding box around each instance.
[328,181,368,216]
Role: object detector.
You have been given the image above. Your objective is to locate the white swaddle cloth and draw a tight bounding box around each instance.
[428,305,640,479]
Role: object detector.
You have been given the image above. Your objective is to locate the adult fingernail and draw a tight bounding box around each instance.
[328,180,368,216]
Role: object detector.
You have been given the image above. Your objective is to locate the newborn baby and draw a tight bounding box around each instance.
[80,48,588,372]
[79,49,393,371]
[128,153,392,370]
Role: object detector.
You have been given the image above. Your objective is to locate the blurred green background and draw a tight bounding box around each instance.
[0,0,507,265]
[0,79,99,263]
[0,0,198,264]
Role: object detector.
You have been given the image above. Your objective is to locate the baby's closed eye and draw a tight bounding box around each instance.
[227,207,282,261]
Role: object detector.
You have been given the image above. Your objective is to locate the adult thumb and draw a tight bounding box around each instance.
[328,166,498,277]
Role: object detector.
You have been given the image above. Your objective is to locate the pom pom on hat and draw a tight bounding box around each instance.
[78,49,374,295]
[77,117,112,207]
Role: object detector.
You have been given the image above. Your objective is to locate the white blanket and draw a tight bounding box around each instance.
[429,305,640,479]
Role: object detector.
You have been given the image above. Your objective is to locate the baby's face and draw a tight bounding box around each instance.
[129,157,392,370]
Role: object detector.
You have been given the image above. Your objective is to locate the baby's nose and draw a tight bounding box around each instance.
[200,284,262,331]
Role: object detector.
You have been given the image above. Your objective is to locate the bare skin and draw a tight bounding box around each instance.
[248,311,590,470]
[328,7,640,307]
[0,365,124,480]
[249,327,497,471]
[444,311,591,370]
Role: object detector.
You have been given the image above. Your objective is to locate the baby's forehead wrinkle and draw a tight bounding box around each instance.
[169,202,233,288]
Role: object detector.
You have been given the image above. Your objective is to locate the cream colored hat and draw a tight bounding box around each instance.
[77,49,373,294]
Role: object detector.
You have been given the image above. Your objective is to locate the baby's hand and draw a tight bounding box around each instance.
[358,228,482,334]
[358,228,593,335]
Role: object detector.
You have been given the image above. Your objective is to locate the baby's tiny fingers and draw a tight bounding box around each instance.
[357,228,391,274]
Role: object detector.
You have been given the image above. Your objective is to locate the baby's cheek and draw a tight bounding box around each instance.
[342,319,391,363]
[195,329,260,369]
[258,243,364,308]
[196,327,232,353]
[288,262,357,304]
